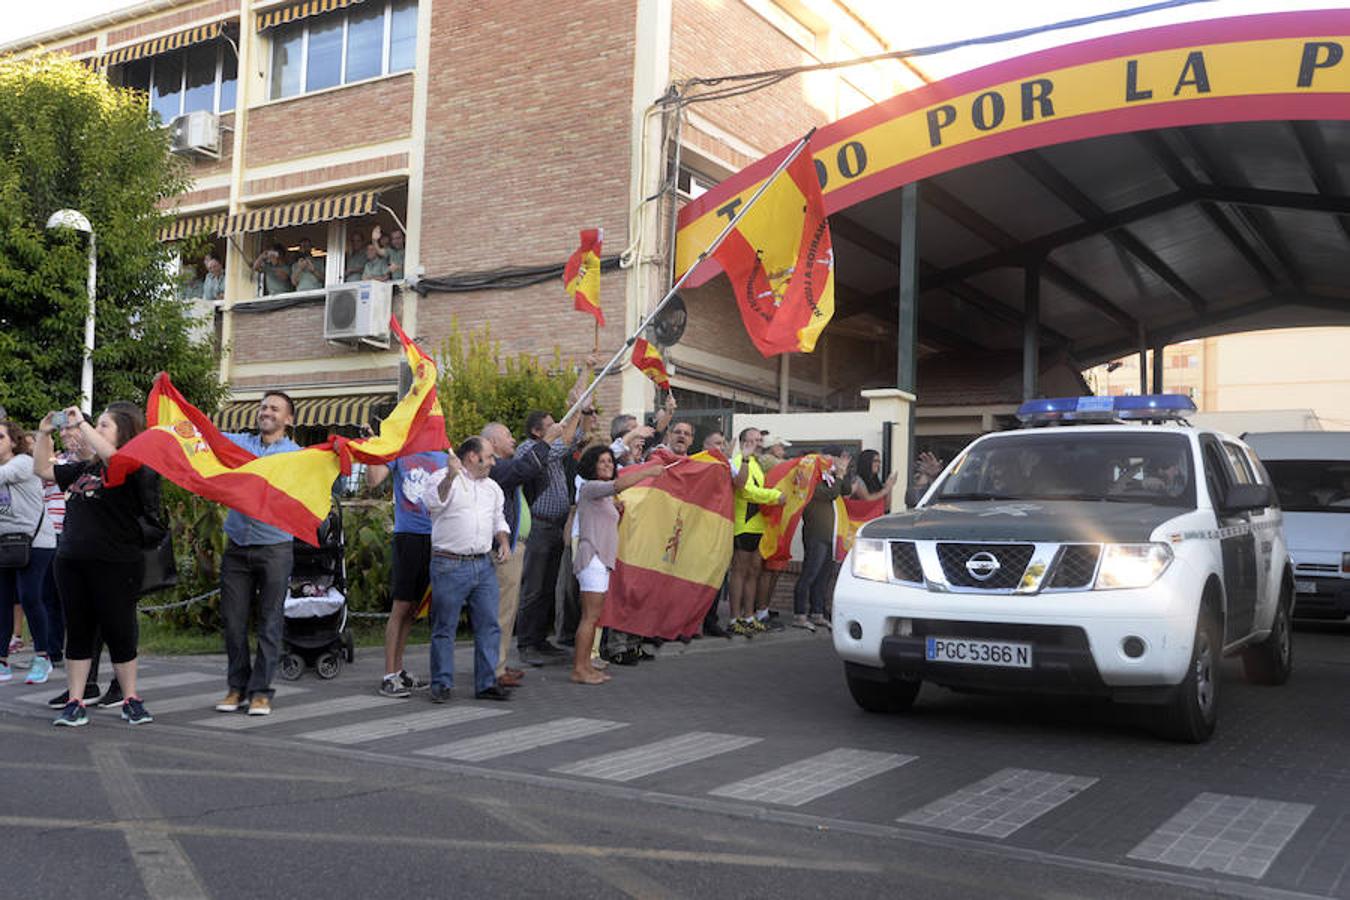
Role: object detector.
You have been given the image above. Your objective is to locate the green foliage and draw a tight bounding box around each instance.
[437,320,580,441]
[0,55,225,424]
[142,483,227,632]
[343,500,393,613]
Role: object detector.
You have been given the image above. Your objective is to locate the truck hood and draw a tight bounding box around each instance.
[859,500,1186,544]
[1282,511,1350,553]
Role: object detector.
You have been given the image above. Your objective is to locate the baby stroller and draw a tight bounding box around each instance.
[279,505,355,680]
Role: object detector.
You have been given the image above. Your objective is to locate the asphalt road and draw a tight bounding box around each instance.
[1,619,1346,899]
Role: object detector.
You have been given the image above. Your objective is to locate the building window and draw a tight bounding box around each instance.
[116,41,237,122]
[677,166,718,201]
[269,0,417,101]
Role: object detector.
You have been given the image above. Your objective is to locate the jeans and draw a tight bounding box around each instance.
[429,555,501,694]
[219,541,292,699]
[516,519,564,650]
[0,547,53,657]
[793,539,835,617]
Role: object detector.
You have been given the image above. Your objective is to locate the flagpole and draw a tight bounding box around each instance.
[561,126,818,424]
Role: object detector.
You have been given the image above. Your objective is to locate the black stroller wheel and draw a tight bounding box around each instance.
[316,652,342,680]
[280,653,304,681]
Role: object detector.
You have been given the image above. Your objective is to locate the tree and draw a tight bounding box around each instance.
[0,54,224,424]
[437,320,581,441]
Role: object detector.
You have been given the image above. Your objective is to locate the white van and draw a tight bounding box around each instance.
[1244,432,1350,620]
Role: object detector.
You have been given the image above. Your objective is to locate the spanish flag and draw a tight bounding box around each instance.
[709,142,834,356]
[107,316,448,545]
[759,454,829,569]
[564,228,604,326]
[599,448,734,639]
[630,338,670,390]
[834,496,886,562]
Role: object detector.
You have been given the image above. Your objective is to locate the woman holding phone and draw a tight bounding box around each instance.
[34,402,158,727]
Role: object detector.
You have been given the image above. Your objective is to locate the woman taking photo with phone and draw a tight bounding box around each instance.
[0,420,55,684]
[34,402,158,727]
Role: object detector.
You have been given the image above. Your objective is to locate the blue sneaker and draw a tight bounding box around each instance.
[53,701,89,727]
[0,662,11,683]
[121,697,154,725]
[25,655,52,685]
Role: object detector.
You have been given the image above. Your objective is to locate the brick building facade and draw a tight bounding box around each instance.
[5,0,925,437]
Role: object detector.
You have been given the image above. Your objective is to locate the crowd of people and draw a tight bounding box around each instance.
[179,225,407,301]
[0,369,928,727]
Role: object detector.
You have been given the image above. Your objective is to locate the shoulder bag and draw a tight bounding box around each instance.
[0,508,44,569]
[134,471,178,596]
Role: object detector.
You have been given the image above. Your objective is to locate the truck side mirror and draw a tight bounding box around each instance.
[1223,483,1274,512]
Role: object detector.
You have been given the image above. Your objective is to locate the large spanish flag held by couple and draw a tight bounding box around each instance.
[599,449,734,640]
[107,316,448,545]
[758,454,829,569]
[707,140,835,357]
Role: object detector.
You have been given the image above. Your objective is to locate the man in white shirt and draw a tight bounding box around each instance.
[423,437,512,703]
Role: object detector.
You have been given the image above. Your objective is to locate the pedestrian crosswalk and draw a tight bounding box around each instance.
[0,670,1326,887]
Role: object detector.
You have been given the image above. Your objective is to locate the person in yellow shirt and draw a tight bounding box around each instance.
[728,428,783,637]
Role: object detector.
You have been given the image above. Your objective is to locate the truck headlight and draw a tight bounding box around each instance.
[851,539,890,582]
[1094,543,1173,590]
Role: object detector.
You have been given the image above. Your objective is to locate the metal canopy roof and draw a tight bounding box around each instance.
[831,119,1350,367]
[675,10,1350,382]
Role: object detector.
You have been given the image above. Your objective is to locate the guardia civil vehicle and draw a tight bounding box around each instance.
[833,395,1294,742]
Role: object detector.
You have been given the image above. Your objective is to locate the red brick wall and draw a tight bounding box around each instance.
[245,73,413,168]
[671,0,832,161]
[414,0,638,405]
[106,0,238,45]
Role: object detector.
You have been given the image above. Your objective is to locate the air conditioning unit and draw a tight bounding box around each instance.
[324,281,392,347]
[169,110,220,157]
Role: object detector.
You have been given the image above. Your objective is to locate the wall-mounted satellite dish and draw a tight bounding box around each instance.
[648,293,687,347]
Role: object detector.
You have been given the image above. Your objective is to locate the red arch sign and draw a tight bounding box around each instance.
[676,10,1350,281]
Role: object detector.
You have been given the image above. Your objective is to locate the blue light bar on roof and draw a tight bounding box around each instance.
[1016,394,1197,423]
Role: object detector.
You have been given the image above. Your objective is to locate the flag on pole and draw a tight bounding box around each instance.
[834,496,886,562]
[758,454,829,568]
[599,449,734,639]
[710,142,834,356]
[630,338,670,390]
[564,228,604,326]
[107,316,449,545]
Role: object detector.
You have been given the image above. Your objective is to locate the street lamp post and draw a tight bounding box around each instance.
[45,209,96,415]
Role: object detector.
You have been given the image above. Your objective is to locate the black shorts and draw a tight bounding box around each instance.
[734,532,761,553]
[389,532,432,611]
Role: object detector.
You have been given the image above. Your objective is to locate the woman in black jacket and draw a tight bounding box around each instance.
[34,402,158,727]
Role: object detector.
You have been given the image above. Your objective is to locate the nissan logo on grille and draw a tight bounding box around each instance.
[964,551,1001,581]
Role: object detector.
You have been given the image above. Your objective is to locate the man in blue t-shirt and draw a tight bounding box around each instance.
[215,392,301,717]
[367,448,449,698]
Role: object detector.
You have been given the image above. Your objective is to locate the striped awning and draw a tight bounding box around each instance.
[220,185,388,236]
[159,211,226,243]
[256,0,364,31]
[101,21,225,68]
[213,394,394,431]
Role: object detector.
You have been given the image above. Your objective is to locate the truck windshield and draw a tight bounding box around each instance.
[1261,460,1350,513]
[933,432,1196,507]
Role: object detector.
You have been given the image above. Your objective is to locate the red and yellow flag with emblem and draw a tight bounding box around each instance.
[564,228,604,326]
[630,338,670,390]
[709,142,834,357]
[758,454,829,569]
[834,496,886,562]
[599,448,734,639]
[106,316,448,545]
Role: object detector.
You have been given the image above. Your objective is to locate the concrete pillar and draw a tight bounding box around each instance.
[896,182,919,479]
[862,389,916,510]
[1022,259,1041,401]
[1151,342,1165,393]
[778,354,789,412]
